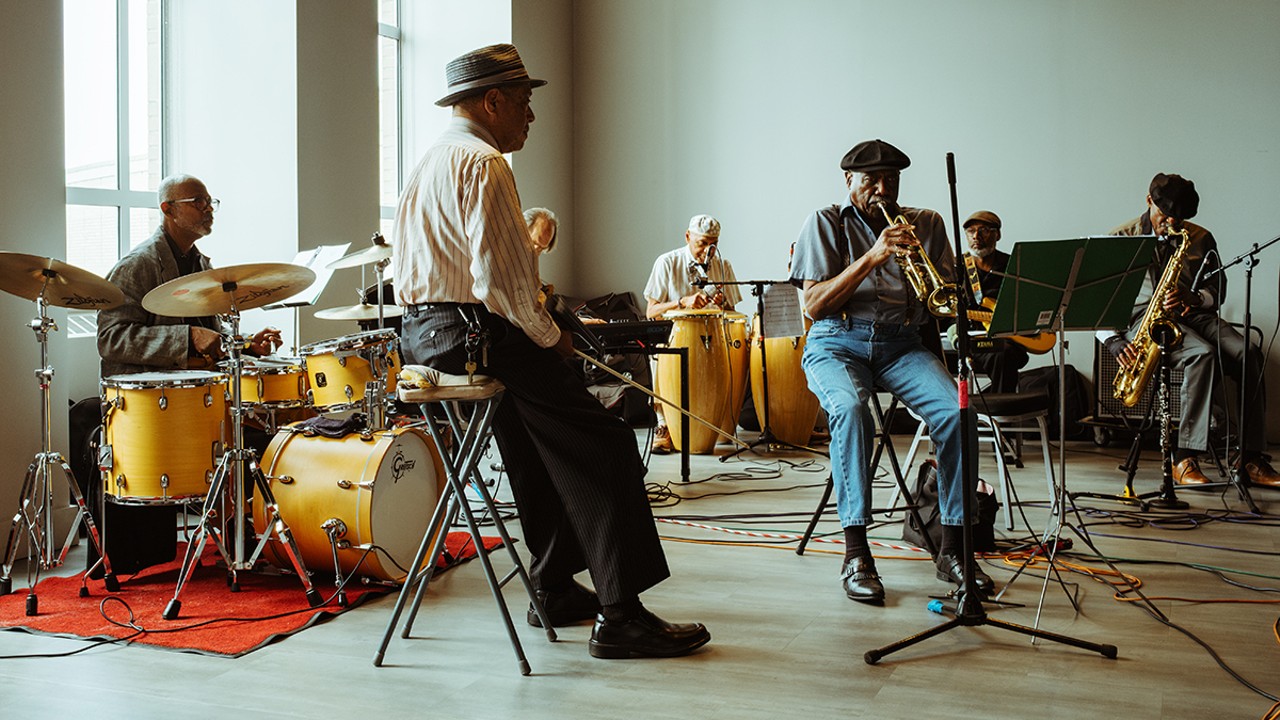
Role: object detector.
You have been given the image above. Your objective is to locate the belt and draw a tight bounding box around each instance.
[404,301,484,317]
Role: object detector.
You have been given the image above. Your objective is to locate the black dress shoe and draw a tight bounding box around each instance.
[588,608,711,659]
[935,554,995,596]
[840,556,885,604]
[527,581,601,628]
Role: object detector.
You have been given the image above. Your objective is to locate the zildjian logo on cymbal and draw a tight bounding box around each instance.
[236,284,288,304]
[61,293,111,307]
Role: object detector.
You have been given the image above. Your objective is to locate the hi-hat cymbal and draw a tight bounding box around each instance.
[327,242,393,270]
[0,252,124,310]
[142,263,316,317]
[314,303,404,321]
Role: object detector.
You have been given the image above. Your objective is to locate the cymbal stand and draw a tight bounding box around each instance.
[164,301,320,619]
[373,256,389,330]
[1,289,116,611]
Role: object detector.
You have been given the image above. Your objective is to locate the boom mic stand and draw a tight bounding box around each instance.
[717,279,824,462]
[865,153,1116,664]
[1188,234,1280,511]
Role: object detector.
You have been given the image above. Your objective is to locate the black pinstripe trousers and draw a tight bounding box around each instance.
[400,303,670,605]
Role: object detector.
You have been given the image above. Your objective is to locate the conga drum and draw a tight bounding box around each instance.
[750,317,820,447]
[720,312,750,437]
[657,308,730,454]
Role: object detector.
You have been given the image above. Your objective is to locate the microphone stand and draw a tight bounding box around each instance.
[865,152,1116,664]
[715,279,824,461]
[1191,234,1280,511]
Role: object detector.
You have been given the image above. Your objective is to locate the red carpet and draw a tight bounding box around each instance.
[0,532,502,657]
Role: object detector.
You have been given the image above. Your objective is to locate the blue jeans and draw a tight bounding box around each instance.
[802,317,974,528]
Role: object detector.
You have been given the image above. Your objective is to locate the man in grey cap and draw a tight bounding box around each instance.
[392,44,709,659]
[789,139,993,605]
[1098,173,1279,488]
[643,213,741,453]
[960,210,1030,393]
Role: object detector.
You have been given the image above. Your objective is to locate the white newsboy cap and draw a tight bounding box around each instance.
[687,214,721,237]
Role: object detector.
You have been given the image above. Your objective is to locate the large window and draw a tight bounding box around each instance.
[64,0,165,279]
[378,0,401,239]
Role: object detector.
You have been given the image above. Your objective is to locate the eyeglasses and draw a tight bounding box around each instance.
[170,196,220,211]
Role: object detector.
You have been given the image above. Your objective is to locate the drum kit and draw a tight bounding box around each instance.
[0,241,443,618]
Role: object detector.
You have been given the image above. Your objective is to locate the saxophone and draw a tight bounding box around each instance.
[1112,228,1190,407]
[875,202,958,317]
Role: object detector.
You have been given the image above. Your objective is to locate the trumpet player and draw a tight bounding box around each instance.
[1096,173,1278,487]
[790,139,992,604]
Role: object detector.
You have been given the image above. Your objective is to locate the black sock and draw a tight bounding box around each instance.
[1175,449,1198,463]
[940,525,963,557]
[601,596,642,622]
[843,526,869,562]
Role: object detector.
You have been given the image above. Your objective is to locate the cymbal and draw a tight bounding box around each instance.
[0,252,124,310]
[327,242,392,270]
[142,263,316,317]
[314,303,404,321]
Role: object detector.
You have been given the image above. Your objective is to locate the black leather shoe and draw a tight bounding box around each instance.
[527,581,601,628]
[840,556,885,604]
[935,554,995,596]
[588,608,710,659]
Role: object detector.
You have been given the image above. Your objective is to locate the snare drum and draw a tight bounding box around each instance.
[231,356,308,408]
[101,371,227,504]
[300,330,402,412]
[657,308,730,454]
[254,425,444,582]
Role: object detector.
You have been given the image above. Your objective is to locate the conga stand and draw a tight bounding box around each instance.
[720,280,824,462]
[0,290,117,611]
[164,305,321,619]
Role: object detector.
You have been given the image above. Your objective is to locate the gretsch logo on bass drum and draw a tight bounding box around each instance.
[391,447,416,482]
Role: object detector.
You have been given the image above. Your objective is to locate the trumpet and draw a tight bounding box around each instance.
[876,202,958,317]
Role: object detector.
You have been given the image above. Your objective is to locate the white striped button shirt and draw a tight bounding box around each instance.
[392,117,560,348]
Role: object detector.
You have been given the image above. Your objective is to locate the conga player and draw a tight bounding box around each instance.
[643,214,741,453]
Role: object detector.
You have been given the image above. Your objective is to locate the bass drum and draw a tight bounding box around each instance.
[255,425,444,583]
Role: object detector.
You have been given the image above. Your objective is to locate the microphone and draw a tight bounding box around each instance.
[1189,249,1213,294]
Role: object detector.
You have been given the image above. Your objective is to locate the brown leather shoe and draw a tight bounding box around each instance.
[1243,458,1280,487]
[1173,456,1209,485]
[651,425,673,454]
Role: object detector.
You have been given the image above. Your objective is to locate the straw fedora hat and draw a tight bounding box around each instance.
[436,43,547,107]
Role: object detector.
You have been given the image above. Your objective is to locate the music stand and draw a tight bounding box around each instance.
[985,235,1154,616]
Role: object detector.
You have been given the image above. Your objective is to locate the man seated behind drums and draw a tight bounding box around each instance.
[790,138,993,605]
[1096,173,1279,488]
[642,214,742,453]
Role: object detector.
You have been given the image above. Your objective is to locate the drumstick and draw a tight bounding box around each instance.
[572,349,748,449]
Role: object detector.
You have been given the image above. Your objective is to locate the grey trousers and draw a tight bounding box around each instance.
[1162,312,1265,454]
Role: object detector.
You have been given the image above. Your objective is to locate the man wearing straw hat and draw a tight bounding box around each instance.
[392,44,709,659]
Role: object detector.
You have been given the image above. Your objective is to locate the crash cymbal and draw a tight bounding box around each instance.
[0,251,124,310]
[327,241,393,270]
[142,263,316,317]
[314,303,404,321]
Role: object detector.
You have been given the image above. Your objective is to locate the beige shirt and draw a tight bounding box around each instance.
[392,117,560,348]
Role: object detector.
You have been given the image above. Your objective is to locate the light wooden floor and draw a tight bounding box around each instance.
[2,430,1277,719]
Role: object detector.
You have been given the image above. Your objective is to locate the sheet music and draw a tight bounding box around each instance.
[263,244,350,309]
[761,283,805,338]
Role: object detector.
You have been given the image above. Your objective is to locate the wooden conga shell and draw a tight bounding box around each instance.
[750,317,820,447]
[657,309,730,454]
[720,312,750,437]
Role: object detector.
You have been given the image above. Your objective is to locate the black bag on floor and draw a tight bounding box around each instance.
[901,459,998,555]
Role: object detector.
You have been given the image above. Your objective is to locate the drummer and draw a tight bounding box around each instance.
[97,173,282,378]
[642,214,741,453]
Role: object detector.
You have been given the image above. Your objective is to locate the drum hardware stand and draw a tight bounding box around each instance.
[719,279,824,462]
[322,518,350,607]
[866,153,1117,664]
[164,303,321,619]
[1,288,117,611]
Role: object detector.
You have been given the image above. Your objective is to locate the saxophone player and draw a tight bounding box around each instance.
[1096,173,1279,487]
[790,139,992,604]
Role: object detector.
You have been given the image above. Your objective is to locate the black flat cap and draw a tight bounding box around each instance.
[840,139,911,173]
[1149,173,1199,220]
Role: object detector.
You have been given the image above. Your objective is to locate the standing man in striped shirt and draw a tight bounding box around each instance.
[392,44,709,660]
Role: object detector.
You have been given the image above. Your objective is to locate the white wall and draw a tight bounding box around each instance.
[0,1,74,556]
[562,0,1280,437]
